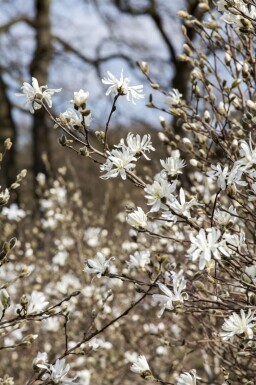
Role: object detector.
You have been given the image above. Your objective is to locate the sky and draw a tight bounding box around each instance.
[0,0,186,146]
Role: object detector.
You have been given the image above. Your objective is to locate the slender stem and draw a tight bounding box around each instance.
[104,94,119,151]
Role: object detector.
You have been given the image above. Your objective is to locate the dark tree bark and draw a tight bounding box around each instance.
[30,0,52,182]
[0,73,17,188]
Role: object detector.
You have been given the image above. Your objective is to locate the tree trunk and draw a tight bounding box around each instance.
[0,74,17,189]
[30,0,52,184]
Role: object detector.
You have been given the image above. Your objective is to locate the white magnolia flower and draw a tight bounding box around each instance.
[32,351,48,368]
[176,370,197,385]
[100,148,137,180]
[207,163,229,190]
[2,203,26,221]
[102,69,144,104]
[166,89,182,106]
[40,358,80,384]
[220,309,256,341]
[27,291,49,314]
[160,151,186,178]
[58,109,83,129]
[126,250,151,270]
[153,271,187,317]
[168,188,199,218]
[70,89,89,108]
[227,165,247,188]
[214,205,237,226]
[144,177,177,212]
[84,252,115,277]
[223,231,246,252]
[218,0,256,27]
[171,270,187,303]
[153,283,174,318]
[235,137,256,172]
[126,207,148,229]
[116,133,155,160]
[16,77,61,113]
[187,228,230,270]
[245,264,256,284]
[130,355,151,375]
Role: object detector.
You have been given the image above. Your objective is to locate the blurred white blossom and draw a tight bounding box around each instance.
[2,204,26,221]
[126,250,150,270]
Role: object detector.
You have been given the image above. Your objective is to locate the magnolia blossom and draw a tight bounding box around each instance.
[32,351,48,368]
[16,77,61,113]
[166,89,182,106]
[102,69,144,104]
[70,89,89,109]
[126,207,148,229]
[218,0,256,27]
[130,355,151,375]
[220,309,256,341]
[40,358,79,384]
[235,138,256,173]
[207,164,229,190]
[168,188,199,218]
[116,133,155,160]
[27,291,49,314]
[57,109,83,129]
[2,203,26,221]
[126,250,151,270]
[171,270,187,302]
[153,283,174,317]
[214,205,237,226]
[187,228,230,270]
[84,252,115,277]
[153,271,187,317]
[176,370,197,385]
[160,151,186,178]
[144,177,177,212]
[100,148,137,180]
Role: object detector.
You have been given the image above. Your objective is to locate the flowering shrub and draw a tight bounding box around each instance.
[1,1,256,384]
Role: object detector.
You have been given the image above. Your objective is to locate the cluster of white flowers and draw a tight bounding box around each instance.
[217,0,256,27]
[100,132,155,180]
